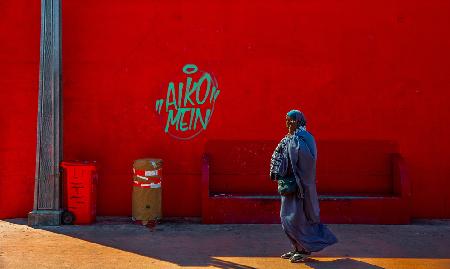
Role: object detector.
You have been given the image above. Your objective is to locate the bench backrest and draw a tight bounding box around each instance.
[316,140,397,195]
[205,139,398,195]
[205,140,278,195]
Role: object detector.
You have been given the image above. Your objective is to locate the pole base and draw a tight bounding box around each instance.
[28,210,63,226]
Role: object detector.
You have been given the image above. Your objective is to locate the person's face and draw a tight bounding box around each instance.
[286,116,298,134]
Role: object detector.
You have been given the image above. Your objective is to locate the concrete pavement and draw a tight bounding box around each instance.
[0,218,449,269]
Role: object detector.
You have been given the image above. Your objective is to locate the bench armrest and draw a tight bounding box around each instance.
[201,154,210,202]
[392,153,411,199]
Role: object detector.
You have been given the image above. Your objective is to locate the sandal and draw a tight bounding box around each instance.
[289,253,309,263]
[280,250,297,259]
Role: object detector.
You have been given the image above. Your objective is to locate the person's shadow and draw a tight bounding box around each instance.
[304,257,384,269]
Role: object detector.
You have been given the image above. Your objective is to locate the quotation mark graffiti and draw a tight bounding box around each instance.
[155,99,164,114]
[211,88,220,103]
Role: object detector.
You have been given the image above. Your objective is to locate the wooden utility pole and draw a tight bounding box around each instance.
[28,0,63,226]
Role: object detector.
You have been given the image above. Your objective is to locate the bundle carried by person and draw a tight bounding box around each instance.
[270,136,298,195]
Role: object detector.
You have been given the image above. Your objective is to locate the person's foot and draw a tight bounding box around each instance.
[280,250,297,259]
[298,249,311,255]
[289,252,310,263]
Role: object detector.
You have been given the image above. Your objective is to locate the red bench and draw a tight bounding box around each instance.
[201,140,411,224]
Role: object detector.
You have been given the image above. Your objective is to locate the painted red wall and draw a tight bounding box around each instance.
[0,1,40,218]
[1,0,450,219]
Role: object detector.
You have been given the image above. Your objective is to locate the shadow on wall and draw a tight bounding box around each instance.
[3,218,385,269]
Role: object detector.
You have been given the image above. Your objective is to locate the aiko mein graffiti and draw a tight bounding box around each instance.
[155,64,220,140]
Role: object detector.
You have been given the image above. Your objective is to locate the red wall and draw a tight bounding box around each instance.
[1,0,450,219]
[0,1,40,218]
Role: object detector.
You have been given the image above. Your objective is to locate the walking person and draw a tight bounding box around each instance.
[270,109,338,263]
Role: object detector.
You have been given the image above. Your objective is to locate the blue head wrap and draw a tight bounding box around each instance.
[287,109,307,127]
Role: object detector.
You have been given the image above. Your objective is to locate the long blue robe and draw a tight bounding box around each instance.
[280,130,338,252]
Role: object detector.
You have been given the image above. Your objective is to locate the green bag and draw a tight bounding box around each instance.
[277,175,298,195]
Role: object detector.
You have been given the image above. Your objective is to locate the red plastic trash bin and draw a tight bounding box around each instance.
[61,161,97,224]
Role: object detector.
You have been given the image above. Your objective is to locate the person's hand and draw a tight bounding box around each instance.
[270,172,277,181]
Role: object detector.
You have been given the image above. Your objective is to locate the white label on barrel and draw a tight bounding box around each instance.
[140,183,161,188]
[145,170,159,177]
[150,183,161,188]
[136,175,148,181]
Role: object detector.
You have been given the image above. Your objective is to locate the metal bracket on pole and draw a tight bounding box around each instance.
[28,0,63,226]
